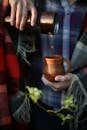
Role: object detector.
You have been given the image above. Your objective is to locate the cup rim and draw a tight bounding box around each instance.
[44,55,63,60]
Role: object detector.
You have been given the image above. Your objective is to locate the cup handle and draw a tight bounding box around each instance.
[63,58,71,74]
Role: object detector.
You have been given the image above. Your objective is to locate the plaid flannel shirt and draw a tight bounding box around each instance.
[0,1,30,129]
[17,0,87,110]
[38,0,87,109]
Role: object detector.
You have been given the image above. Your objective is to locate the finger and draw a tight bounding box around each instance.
[41,75,57,88]
[55,74,72,82]
[50,82,66,92]
[55,75,66,82]
[20,2,28,30]
[41,75,52,86]
[20,11,27,31]
[62,73,73,81]
[16,1,22,29]
[41,75,69,91]
[50,87,58,92]
[10,1,17,26]
[41,75,61,89]
[41,76,58,92]
[30,5,37,26]
[52,81,69,91]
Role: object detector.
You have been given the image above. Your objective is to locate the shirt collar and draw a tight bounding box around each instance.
[61,0,76,12]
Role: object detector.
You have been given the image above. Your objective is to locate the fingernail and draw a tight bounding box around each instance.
[10,22,14,26]
[31,21,35,27]
[61,77,65,81]
[20,26,24,31]
[55,77,58,81]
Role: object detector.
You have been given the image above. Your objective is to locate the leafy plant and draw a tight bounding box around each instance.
[26,86,43,103]
[26,86,77,125]
[63,95,77,110]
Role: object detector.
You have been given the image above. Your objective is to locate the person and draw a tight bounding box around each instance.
[1,0,87,130]
[17,0,87,130]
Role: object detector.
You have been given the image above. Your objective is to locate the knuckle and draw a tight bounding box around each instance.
[10,0,17,6]
[23,0,28,8]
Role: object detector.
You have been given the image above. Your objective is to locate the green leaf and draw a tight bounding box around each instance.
[26,86,43,103]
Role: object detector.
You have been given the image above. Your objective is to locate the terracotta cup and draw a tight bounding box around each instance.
[43,55,71,82]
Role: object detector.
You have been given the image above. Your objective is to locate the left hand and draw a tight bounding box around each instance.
[41,73,73,91]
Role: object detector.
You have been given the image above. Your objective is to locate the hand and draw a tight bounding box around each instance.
[9,0,37,30]
[41,73,73,91]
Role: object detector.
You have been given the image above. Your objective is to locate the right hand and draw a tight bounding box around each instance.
[9,0,37,30]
